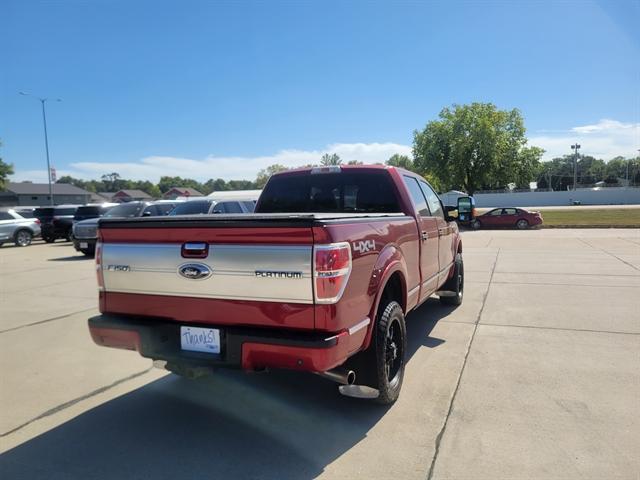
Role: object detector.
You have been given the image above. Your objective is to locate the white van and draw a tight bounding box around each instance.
[170,190,261,216]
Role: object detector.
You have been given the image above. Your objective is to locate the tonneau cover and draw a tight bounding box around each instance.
[98,212,407,228]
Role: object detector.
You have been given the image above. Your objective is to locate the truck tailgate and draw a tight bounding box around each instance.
[98,215,316,329]
[101,242,313,303]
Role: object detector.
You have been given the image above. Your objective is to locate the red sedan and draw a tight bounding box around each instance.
[471,207,543,230]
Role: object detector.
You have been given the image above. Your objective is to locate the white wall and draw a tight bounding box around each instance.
[472,188,640,208]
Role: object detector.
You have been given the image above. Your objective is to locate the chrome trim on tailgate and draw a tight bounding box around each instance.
[102,243,314,304]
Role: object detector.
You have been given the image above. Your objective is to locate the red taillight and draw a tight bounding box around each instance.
[95,241,104,290]
[314,243,352,304]
[35,219,41,225]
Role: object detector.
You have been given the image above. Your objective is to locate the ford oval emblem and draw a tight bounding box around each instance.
[178,263,212,280]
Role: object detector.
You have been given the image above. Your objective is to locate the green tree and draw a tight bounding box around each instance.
[226,179,256,190]
[157,176,203,194]
[320,153,342,166]
[413,103,543,194]
[101,172,121,191]
[203,178,228,194]
[255,164,289,188]
[57,175,85,187]
[386,154,414,171]
[131,180,161,198]
[0,141,14,190]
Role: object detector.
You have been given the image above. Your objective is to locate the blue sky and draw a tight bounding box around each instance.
[2,0,639,182]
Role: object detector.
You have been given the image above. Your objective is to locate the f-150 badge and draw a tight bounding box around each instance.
[353,240,375,254]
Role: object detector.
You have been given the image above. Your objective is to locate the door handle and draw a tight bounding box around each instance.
[421,231,429,241]
[438,228,448,237]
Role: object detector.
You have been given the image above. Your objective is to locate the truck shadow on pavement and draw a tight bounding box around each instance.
[48,255,90,261]
[0,301,448,480]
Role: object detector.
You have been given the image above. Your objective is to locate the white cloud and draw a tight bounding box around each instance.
[10,142,412,183]
[10,119,637,184]
[530,119,639,160]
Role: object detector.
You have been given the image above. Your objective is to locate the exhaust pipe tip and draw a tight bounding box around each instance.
[346,370,356,385]
[316,368,356,385]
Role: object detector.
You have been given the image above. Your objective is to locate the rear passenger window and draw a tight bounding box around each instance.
[220,202,243,213]
[0,212,13,220]
[403,176,430,216]
[418,181,444,219]
[242,201,256,212]
[155,204,176,215]
[142,206,158,216]
[55,208,77,216]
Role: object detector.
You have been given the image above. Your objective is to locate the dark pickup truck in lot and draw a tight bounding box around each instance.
[89,165,465,404]
[73,201,177,256]
[34,205,79,243]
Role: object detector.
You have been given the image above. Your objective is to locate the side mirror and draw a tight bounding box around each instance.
[142,210,152,217]
[456,196,476,223]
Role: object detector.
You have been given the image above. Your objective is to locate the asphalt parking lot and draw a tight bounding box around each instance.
[1,229,639,480]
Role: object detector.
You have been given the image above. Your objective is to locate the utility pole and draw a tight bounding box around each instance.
[571,143,581,191]
[19,92,61,206]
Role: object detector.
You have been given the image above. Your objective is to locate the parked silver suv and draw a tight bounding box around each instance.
[0,209,42,247]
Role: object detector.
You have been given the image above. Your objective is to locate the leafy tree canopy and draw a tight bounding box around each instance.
[320,153,342,166]
[0,140,14,190]
[255,164,289,188]
[413,103,544,194]
[386,154,415,171]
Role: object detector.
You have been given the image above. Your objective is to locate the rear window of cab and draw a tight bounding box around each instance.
[258,170,401,213]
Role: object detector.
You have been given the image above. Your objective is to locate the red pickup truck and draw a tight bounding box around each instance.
[89,165,464,404]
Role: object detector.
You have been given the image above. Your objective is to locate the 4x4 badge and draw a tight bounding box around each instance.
[353,240,375,254]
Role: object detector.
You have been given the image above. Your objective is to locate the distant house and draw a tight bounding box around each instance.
[163,187,203,200]
[90,192,112,203]
[111,189,153,203]
[0,182,92,207]
[98,192,116,202]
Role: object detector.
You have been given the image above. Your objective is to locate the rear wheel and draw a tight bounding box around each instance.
[471,219,482,230]
[368,300,406,405]
[14,230,33,247]
[516,219,529,230]
[43,235,55,243]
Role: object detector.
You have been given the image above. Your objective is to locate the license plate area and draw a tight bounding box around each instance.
[180,326,221,354]
[80,242,88,249]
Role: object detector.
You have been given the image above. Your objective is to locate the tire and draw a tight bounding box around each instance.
[440,253,464,306]
[370,300,407,405]
[43,235,55,243]
[516,219,529,230]
[14,229,33,247]
[471,219,482,230]
[80,248,95,257]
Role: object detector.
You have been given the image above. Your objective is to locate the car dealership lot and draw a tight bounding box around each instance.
[1,230,638,479]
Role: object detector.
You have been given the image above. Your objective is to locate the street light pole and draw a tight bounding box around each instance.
[571,143,581,191]
[19,92,61,206]
[40,99,53,205]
